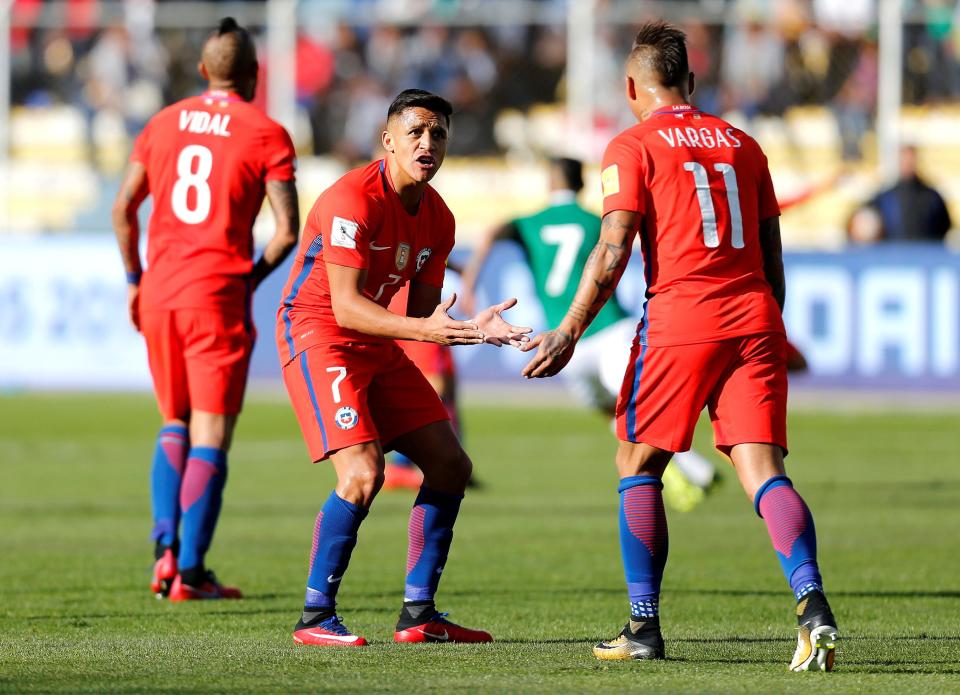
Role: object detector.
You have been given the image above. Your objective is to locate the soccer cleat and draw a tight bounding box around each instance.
[789,590,839,672]
[150,547,177,598]
[394,611,492,643]
[593,617,665,661]
[293,615,368,647]
[167,570,243,602]
[661,465,706,513]
[383,463,424,491]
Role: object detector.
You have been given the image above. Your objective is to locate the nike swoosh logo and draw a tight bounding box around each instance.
[304,630,361,643]
[423,630,449,641]
[327,574,343,583]
[369,243,391,251]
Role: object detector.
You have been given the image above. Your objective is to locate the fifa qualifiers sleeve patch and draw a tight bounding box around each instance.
[601,164,620,197]
[331,216,359,249]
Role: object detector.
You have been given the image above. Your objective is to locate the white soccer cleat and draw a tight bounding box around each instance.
[789,591,839,672]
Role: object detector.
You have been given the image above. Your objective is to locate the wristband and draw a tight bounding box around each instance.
[126,271,142,285]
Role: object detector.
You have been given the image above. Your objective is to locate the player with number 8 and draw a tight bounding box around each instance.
[112,18,299,601]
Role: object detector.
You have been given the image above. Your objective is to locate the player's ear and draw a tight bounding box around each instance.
[381,129,394,154]
[626,75,638,103]
[198,61,209,82]
[246,62,260,101]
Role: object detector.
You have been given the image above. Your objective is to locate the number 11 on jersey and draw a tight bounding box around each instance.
[684,161,744,249]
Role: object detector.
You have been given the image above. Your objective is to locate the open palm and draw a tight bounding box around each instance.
[472,298,532,348]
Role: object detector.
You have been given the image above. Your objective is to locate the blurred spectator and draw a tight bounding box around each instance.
[684,19,722,115]
[853,146,952,242]
[721,13,785,119]
[831,38,877,160]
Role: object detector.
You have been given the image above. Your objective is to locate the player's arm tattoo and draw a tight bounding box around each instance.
[758,216,786,311]
[539,328,574,358]
[562,211,638,336]
[254,180,301,287]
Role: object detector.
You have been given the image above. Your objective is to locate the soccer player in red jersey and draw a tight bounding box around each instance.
[112,18,299,602]
[522,22,838,670]
[382,283,462,491]
[277,89,529,647]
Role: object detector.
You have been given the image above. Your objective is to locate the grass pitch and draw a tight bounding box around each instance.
[1,392,959,693]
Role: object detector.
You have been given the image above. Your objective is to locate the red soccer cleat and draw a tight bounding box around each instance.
[383,463,424,491]
[293,615,368,647]
[150,548,178,597]
[168,571,243,601]
[394,612,493,644]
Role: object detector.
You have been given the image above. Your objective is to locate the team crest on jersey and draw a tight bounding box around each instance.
[601,165,620,197]
[416,248,432,272]
[396,243,411,270]
[334,406,359,430]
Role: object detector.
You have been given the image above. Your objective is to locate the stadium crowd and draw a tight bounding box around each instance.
[9,0,960,163]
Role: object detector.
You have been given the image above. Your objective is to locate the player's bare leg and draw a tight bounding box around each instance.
[168,410,242,601]
[729,443,839,671]
[393,420,471,494]
[293,441,383,647]
[331,441,386,507]
[594,442,672,660]
[150,416,189,597]
[604,403,711,513]
[189,411,238,451]
[387,421,491,643]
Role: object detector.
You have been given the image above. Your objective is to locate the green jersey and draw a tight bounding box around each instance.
[510,199,629,338]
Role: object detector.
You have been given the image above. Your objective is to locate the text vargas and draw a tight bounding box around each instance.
[657,127,741,149]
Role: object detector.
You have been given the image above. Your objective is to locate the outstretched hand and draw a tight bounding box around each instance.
[520,329,576,378]
[471,298,533,348]
[422,293,485,346]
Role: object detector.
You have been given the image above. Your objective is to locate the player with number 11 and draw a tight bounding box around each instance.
[521,21,839,670]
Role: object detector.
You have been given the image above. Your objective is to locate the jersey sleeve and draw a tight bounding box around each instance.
[313,187,377,270]
[601,134,646,217]
[416,209,455,288]
[757,150,781,220]
[130,122,151,165]
[262,124,297,182]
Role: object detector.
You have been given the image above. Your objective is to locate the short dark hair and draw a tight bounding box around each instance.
[204,17,257,83]
[551,157,584,193]
[630,21,689,89]
[387,89,453,125]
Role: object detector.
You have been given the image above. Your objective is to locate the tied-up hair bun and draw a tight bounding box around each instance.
[218,17,240,35]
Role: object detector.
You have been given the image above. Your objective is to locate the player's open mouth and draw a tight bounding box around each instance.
[416,155,436,168]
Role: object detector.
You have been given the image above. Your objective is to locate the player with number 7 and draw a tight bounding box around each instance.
[113,18,299,601]
[274,88,530,648]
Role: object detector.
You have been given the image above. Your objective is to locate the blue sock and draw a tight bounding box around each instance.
[755,475,823,600]
[619,476,668,619]
[178,447,227,571]
[150,424,188,547]
[305,492,368,609]
[404,487,462,601]
[391,453,415,468]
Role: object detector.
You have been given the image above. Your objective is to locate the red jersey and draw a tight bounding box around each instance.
[277,160,455,363]
[132,90,296,315]
[601,105,784,346]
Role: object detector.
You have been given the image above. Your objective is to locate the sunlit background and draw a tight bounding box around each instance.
[1,0,958,393]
